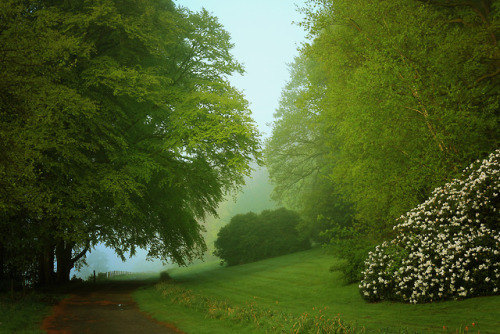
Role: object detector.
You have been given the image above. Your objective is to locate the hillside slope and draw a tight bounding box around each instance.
[135,248,500,333]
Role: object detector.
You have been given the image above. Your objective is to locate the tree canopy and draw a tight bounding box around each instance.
[266,0,499,281]
[0,0,261,287]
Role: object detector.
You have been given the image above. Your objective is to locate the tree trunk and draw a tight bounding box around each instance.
[38,243,56,287]
[56,240,74,284]
[0,243,4,282]
[55,240,89,284]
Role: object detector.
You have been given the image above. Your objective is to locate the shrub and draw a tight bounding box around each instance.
[360,150,500,303]
[323,225,374,284]
[214,208,310,266]
[159,271,171,282]
[329,244,373,285]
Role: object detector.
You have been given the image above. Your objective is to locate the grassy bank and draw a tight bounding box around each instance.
[134,248,500,333]
[0,292,60,333]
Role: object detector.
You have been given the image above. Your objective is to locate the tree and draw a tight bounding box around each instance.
[301,0,499,237]
[266,0,499,281]
[268,0,499,239]
[265,54,352,241]
[0,0,261,287]
[0,0,101,286]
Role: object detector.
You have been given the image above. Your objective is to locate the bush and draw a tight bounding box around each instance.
[329,245,373,285]
[324,226,374,284]
[214,208,310,266]
[159,271,171,282]
[360,150,500,303]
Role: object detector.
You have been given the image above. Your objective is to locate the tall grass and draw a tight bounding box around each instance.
[0,292,59,333]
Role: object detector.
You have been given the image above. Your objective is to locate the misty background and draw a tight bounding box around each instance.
[72,166,277,278]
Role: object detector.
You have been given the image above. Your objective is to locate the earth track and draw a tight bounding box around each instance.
[42,281,184,334]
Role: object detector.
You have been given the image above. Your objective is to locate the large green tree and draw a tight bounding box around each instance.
[0,0,261,286]
[307,0,499,233]
[265,54,356,243]
[266,0,499,280]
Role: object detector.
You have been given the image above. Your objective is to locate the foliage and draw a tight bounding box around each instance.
[266,0,500,275]
[0,0,261,287]
[325,225,373,284]
[214,208,310,266]
[360,150,500,304]
[265,54,344,240]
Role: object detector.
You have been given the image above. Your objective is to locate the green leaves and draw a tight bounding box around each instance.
[266,0,500,270]
[214,208,310,266]
[361,150,500,303]
[1,0,261,285]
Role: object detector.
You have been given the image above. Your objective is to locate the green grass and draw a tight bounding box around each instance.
[0,273,160,333]
[134,248,500,333]
[0,292,60,333]
[135,286,264,334]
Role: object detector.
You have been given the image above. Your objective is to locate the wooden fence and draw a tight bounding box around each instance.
[105,270,132,278]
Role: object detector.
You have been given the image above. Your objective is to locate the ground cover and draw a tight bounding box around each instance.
[0,292,60,333]
[134,248,500,333]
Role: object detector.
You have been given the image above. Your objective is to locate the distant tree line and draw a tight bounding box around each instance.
[214,208,310,266]
[0,0,261,289]
[265,0,500,282]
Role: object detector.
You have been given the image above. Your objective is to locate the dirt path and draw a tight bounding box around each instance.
[42,281,184,334]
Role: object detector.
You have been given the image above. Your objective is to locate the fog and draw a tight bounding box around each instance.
[72,244,170,279]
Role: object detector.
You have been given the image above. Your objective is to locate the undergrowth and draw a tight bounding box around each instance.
[0,292,59,333]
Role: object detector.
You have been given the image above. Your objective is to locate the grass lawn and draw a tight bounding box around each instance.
[134,247,500,333]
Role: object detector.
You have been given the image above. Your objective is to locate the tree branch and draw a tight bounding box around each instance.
[71,245,90,265]
[476,68,500,83]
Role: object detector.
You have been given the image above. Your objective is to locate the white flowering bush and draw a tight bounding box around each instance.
[360,150,500,304]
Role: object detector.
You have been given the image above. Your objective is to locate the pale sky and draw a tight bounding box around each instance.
[175,0,308,138]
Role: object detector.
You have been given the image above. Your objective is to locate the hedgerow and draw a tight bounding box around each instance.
[360,150,500,304]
